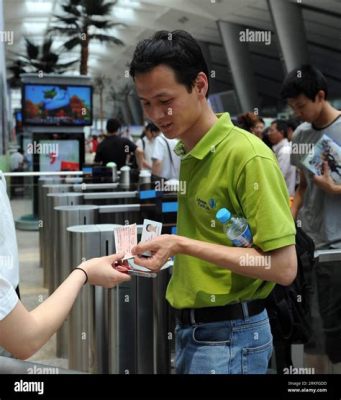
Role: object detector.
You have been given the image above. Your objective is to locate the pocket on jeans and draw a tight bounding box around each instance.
[192,323,231,345]
[242,339,273,374]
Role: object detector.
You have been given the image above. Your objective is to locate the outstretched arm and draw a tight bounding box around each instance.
[0,253,130,359]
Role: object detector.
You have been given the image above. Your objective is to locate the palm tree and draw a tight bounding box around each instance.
[107,82,134,125]
[7,37,79,88]
[48,0,124,75]
[7,59,27,88]
[93,74,111,132]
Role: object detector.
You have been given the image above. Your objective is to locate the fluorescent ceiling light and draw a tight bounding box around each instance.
[118,0,141,8]
[23,22,47,34]
[112,7,135,20]
[26,1,53,13]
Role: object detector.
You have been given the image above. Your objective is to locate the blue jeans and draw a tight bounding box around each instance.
[175,308,272,374]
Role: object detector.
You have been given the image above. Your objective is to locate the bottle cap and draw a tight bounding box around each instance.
[216,208,232,224]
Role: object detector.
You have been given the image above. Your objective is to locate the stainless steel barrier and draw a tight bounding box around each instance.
[73,183,119,192]
[53,205,100,359]
[40,184,73,287]
[67,222,173,374]
[67,224,122,373]
[45,192,83,292]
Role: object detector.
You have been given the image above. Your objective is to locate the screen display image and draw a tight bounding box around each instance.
[23,84,92,126]
[15,110,23,132]
[38,140,80,172]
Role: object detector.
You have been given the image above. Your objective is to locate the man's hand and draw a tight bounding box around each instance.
[131,234,180,272]
[313,161,340,194]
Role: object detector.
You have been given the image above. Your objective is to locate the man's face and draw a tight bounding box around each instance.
[134,64,204,140]
[268,123,283,145]
[287,93,323,123]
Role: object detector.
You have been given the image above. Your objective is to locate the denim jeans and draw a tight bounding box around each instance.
[175,308,272,374]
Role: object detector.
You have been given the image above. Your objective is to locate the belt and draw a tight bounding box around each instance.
[175,300,265,325]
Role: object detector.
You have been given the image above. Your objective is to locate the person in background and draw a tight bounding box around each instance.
[237,112,264,139]
[268,119,296,196]
[152,132,181,180]
[136,122,161,170]
[9,148,24,172]
[286,118,301,142]
[254,117,265,139]
[121,127,134,142]
[9,148,25,198]
[262,126,273,149]
[95,118,144,170]
[91,135,98,154]
[281,64,341,373]
[129,29,296,374]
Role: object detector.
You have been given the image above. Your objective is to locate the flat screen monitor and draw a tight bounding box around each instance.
[32,132,85,173]
[22,84,93,127]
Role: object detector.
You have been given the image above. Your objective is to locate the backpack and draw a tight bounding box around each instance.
[265,226,315,344]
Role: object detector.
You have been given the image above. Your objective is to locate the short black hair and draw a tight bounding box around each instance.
[145,122,160,133]
[286,117,300,131]
[106,118,121,133]
[129,30,210,97]
[280,64,328,101]
[271,119,288,138]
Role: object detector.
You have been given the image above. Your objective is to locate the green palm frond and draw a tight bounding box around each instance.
[25,38,39,60]
[87,20,125,30]
[47,26,81,36]
[63,36,82,50]
[42,37,53,57]
[84,0,117,16]
[88,34,123,46]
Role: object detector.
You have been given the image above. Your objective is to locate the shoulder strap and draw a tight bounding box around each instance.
[161,136,174,170]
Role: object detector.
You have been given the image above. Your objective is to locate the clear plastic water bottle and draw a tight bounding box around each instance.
[216,208,253,247]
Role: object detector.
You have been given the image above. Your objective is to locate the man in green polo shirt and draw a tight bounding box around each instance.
[129,30,297,374]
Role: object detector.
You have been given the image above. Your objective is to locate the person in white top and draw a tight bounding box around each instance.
[152,133,181,180]
[9,149,24,171]
[0,172,131,360]
[0,255,130,360]
[0,173,19,291]
[136,123,161,170]
[268,120,297,196]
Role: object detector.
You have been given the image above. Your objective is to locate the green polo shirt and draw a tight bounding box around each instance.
[166,113,296,309]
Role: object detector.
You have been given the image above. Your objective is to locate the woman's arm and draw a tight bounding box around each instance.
[0,253,130,360]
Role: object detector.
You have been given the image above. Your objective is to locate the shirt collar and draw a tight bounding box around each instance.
[174,113,234,160]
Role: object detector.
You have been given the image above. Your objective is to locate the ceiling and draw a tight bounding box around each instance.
[3,0,341,117]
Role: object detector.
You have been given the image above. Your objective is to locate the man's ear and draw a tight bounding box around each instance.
[195,72,208,97]
[316,89,326,102]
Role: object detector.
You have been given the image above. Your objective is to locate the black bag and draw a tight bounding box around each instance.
[265,226,315,344]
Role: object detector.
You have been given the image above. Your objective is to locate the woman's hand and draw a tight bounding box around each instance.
[79,253,131,288]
